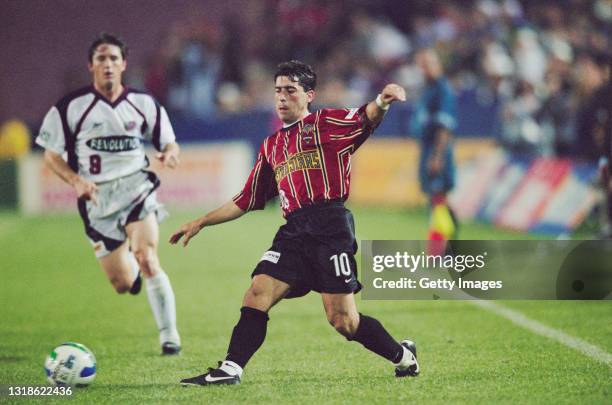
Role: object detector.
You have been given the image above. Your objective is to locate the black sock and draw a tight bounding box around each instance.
[351,313,403,363]
[226,307,269,369]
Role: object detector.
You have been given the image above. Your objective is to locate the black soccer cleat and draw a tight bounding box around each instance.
[395,339,420,377]
[161,342,181,356]
[180,362,241,386]
[129,271,142,295]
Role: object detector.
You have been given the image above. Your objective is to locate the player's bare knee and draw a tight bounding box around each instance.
[133,245,160,277]
[243,283,273,311]
[244,286,269,307]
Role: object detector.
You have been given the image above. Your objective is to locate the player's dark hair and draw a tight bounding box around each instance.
[274,60,317,92]
[88,33,128,62]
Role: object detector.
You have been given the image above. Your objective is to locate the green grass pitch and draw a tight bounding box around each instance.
[1,206,610,404]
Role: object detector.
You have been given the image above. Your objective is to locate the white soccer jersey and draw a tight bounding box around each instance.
[36,86,176,183]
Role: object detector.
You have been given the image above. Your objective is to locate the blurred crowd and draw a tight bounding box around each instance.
[136,0,610,159]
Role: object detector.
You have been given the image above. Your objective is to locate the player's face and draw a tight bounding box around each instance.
[416,50,442,80]
[275,76,314,124]
[88,44,126,92]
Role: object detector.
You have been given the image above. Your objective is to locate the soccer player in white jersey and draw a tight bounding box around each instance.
[36,33,181,355]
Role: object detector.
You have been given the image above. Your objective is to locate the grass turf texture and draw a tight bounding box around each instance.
[0,206,610,404]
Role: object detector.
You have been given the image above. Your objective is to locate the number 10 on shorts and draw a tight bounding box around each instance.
[330,253,351,277]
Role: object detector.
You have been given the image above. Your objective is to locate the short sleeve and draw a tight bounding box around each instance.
[35,107,66,154]
[232,143,278,211]
[146,100,177,152]
[320,105,377,150]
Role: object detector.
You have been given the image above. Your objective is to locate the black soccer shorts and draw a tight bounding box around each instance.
[252,201,362,298]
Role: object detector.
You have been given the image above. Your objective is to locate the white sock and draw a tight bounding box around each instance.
[127,251,139,283]
[220,360,243,378]
[145,271,180,345]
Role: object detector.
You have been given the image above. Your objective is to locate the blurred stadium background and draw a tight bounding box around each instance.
[1,0,610,236]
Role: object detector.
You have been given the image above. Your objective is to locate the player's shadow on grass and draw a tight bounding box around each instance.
[257,372,396,385]
[0,355,27,362]
[94,383,177,389]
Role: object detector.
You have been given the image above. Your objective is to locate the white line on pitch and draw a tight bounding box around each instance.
[472,300,612,367]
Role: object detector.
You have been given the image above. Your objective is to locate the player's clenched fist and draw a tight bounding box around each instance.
[169,218,205,247]
[380,83,406,104]
[157,142,180,169]
[73,177,99,205]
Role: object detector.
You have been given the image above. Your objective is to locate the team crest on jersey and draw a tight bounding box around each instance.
[86,135,141,152]
[38,130,51,142]
[124,121,137,131]
[301,124,314,143]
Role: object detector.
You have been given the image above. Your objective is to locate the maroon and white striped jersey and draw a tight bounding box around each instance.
[233,105,377,217]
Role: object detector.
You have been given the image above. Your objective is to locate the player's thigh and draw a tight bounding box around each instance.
[125,212,159,251]
[98,241,134,289]
[243,274,291,312]
[125,213,162,276]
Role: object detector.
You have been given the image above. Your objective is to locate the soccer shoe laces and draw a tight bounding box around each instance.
[207,361,223,373]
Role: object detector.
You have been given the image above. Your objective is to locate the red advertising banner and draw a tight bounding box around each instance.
[495,159,572,231]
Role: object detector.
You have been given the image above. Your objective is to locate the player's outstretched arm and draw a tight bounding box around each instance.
[365,83,406,124]
[43,150,98,204]
[156,142,180,169]
[169,200,246,247]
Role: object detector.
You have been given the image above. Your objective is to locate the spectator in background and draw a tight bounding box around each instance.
[573,53,609,160]
[410,48,458,253]
[273,0,340,62]
[574,53,610,238]
[499,80,547,156]
[350,12,411,68]
[513,28,548,87]
[537,71,575,157]
[165,20,222,119]
[139,0,611,163]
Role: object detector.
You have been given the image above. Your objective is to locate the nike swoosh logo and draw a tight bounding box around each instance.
[204,375,236,382]
[344,278,352,283]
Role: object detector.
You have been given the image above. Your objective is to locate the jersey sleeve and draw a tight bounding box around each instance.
[232,143,278,212]
[35,106,66,154]
[146,100,177,152]
[320,105,378,150]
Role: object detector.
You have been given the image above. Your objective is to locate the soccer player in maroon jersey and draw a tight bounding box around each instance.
[170,60,419,385]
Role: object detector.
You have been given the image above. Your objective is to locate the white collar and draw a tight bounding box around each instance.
[282,112,312,128]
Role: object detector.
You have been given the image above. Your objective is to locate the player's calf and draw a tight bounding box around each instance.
[327,311,359,338]
[348,313,420,377]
